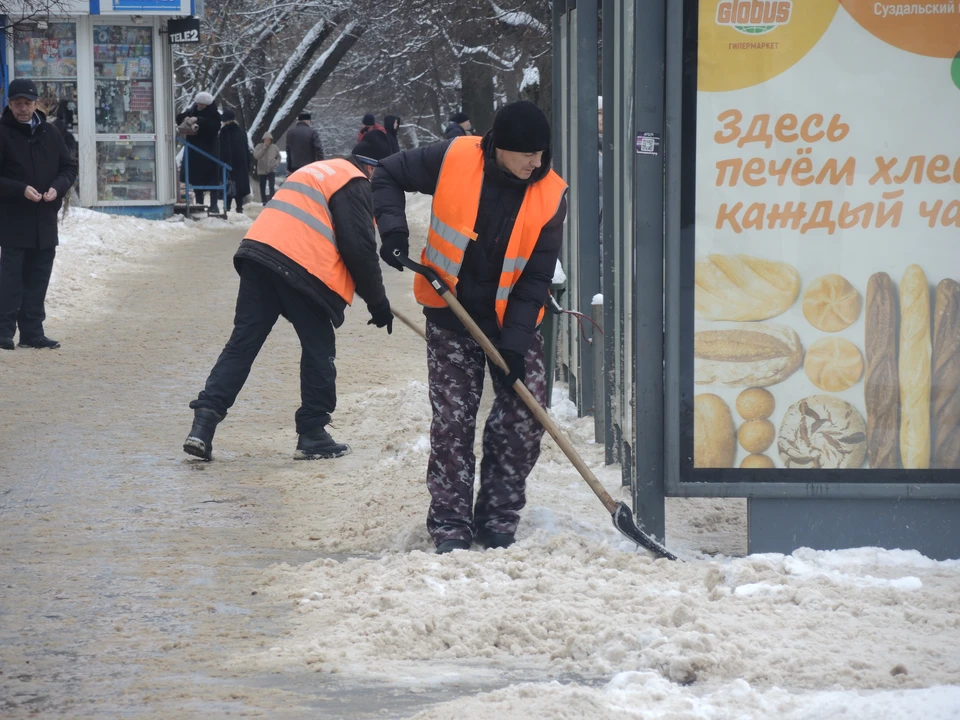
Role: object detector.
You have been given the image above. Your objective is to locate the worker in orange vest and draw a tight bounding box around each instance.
[372,102,568,554]
[183,130,396,461]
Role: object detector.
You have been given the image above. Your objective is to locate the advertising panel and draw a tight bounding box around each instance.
[681,0,960,482]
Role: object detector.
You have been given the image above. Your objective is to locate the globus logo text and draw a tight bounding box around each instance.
[716,0,792,35]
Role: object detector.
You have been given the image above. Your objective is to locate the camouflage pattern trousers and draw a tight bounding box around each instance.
[425,321,548,545]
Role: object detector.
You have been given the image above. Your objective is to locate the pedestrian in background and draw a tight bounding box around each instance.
[0,79,78,351]
[183,130,396,462]
[253,131,281,203]
[285,112,324,173]
[383,115,402,155]
[218,108,251,215]
[444,111,472,139]
[175,91,222,214]
[357,113,385,142]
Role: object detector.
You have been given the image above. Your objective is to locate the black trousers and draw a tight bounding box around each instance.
[258,173,276,201]
[194,189,219,208]
[0,246,56,341]
[190,261,337,434]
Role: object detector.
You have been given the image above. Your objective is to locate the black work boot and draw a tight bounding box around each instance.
[436,539,471,555]
[0,338,13,350]
[183,408,223,461]
[19,336,60,349]
[294,427,350,460]
[475,531,516,550]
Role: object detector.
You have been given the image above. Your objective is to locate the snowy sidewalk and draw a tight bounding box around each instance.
[0,205,957,718]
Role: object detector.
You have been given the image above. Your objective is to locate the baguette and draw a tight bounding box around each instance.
[695,255,800,322]
[898,265,932,469]
[932,278,960,468]
[694,323,803,387]
[693,394,736,468]
[864,273,901,469]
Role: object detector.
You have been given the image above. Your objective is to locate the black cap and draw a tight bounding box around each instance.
[8,78,39,101]
[298,112,311,121]
[449,111,469,124]
[492,101,551,153]
[352,129,393,165]
[361,113,376,126]
[221,107,236,121]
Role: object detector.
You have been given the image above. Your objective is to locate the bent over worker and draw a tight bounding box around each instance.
[372,101,567,554]
[183,130,396,461]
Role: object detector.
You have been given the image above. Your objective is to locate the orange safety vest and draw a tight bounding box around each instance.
[414,136,567,327]
[244,158,367,304]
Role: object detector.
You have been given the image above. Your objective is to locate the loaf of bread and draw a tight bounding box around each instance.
[778,395,867,469]
[693,394,736,468]
[740,454,774,469]
[695,255,800,322]
[802,274,861,332]
[932,278,960,468]
[899,265,932,470]
[736,387,775,420]
[864,272,901,469]
[804,337,863,392]
[694,323,803,387]
[738,419,775,454]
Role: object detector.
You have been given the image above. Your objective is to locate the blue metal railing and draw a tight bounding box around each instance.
[177,137,232,215]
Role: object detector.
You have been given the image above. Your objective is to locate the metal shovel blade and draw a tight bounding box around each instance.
[612,501,678,561]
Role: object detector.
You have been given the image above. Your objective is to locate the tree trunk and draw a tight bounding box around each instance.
[460,59,495,135]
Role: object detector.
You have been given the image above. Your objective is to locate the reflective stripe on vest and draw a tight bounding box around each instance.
[413,137,567,328]
[244,159,366,304]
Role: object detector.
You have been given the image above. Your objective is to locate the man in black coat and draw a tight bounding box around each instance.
[372,101,567,554]
[285,112,324,173]
[175,91,222,213]
[0,79,79,350]
[444,111,472,139]
[218,108,251,214]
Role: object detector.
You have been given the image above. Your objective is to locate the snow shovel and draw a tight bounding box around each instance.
[394,251,678,561]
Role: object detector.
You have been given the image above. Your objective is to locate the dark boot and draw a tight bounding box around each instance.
[474,531,515,550]
[436,539,471,555]
[183,408,223,460]
[0,338,13,350]
[18,336,60,349]
[294,427,350,460]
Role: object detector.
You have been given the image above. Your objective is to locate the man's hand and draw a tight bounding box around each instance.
[379,231,409,271]
[24,186,42,202]
[42,188,58,202]
[367,301,394,334]
[499,349,526,387]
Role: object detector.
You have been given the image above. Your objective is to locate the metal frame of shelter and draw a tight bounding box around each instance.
[553,0,960,559]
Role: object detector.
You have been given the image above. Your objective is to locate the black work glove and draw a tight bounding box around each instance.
[499,349,525,387]
[367,301,394,334]
[380,231,409,271]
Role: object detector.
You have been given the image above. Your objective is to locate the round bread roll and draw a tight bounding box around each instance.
[802,274,861,332]
[804,337,864,392]
[738,419,776,453]
[778,395,867,469]
[693,393,736,468]
[736,387,775,420]
[741,454,775,469]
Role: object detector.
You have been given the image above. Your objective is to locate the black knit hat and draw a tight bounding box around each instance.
[492,101,551,153]
[221,107,236,121]
[298,112,311,121]
[352,129,393,165]
[449,111,469,124]
[362,113,376,126]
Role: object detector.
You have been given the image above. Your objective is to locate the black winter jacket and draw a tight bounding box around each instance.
[235,157,388,327]
[285,121,324,172]
[0,108,78,249]
[372,133,566,355]
[443,122,467,139]
[218,122,251,199]
[383,115,401,155]
[176,103,221,186]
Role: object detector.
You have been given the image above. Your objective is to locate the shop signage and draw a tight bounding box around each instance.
[95,0,194,15]
[678,0,960,484]
[166,17,200,44]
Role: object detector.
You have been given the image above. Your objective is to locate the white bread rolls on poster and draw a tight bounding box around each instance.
[898,264,932,469]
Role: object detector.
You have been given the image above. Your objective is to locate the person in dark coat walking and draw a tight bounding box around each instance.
[357,113,386,142]
[285,112,324,173]
[218,108,251,214]
[372,101,567,554]
[0,79,78,350]
[383,115,401,155]
[183,130,396,462]
[175,91,222,213]
[444,111,472,139]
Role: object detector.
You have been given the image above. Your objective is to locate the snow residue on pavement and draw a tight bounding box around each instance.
[48,206,251,319]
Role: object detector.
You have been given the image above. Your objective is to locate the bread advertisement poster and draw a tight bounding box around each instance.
[687,0,960,475]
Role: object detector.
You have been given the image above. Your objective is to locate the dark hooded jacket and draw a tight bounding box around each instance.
[0,108,78,249]
[234,156,388,326]
[218,122,252,199]
[372,132,566,355]
[383,115,401,155]
[175,102,222,186]
[443,122,467,139]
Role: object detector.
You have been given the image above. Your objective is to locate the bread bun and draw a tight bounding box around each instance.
[693,394,736,468]
[738,419,776,453]
[804,337,864,392]
[694,323,803,388]
[740,454,775,469]
[736,387,775,420]
[696,254,800,322]
[802,274,861,332]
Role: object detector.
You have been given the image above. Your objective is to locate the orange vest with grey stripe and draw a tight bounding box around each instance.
[414,136,568,326]
[244,159,365,304]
